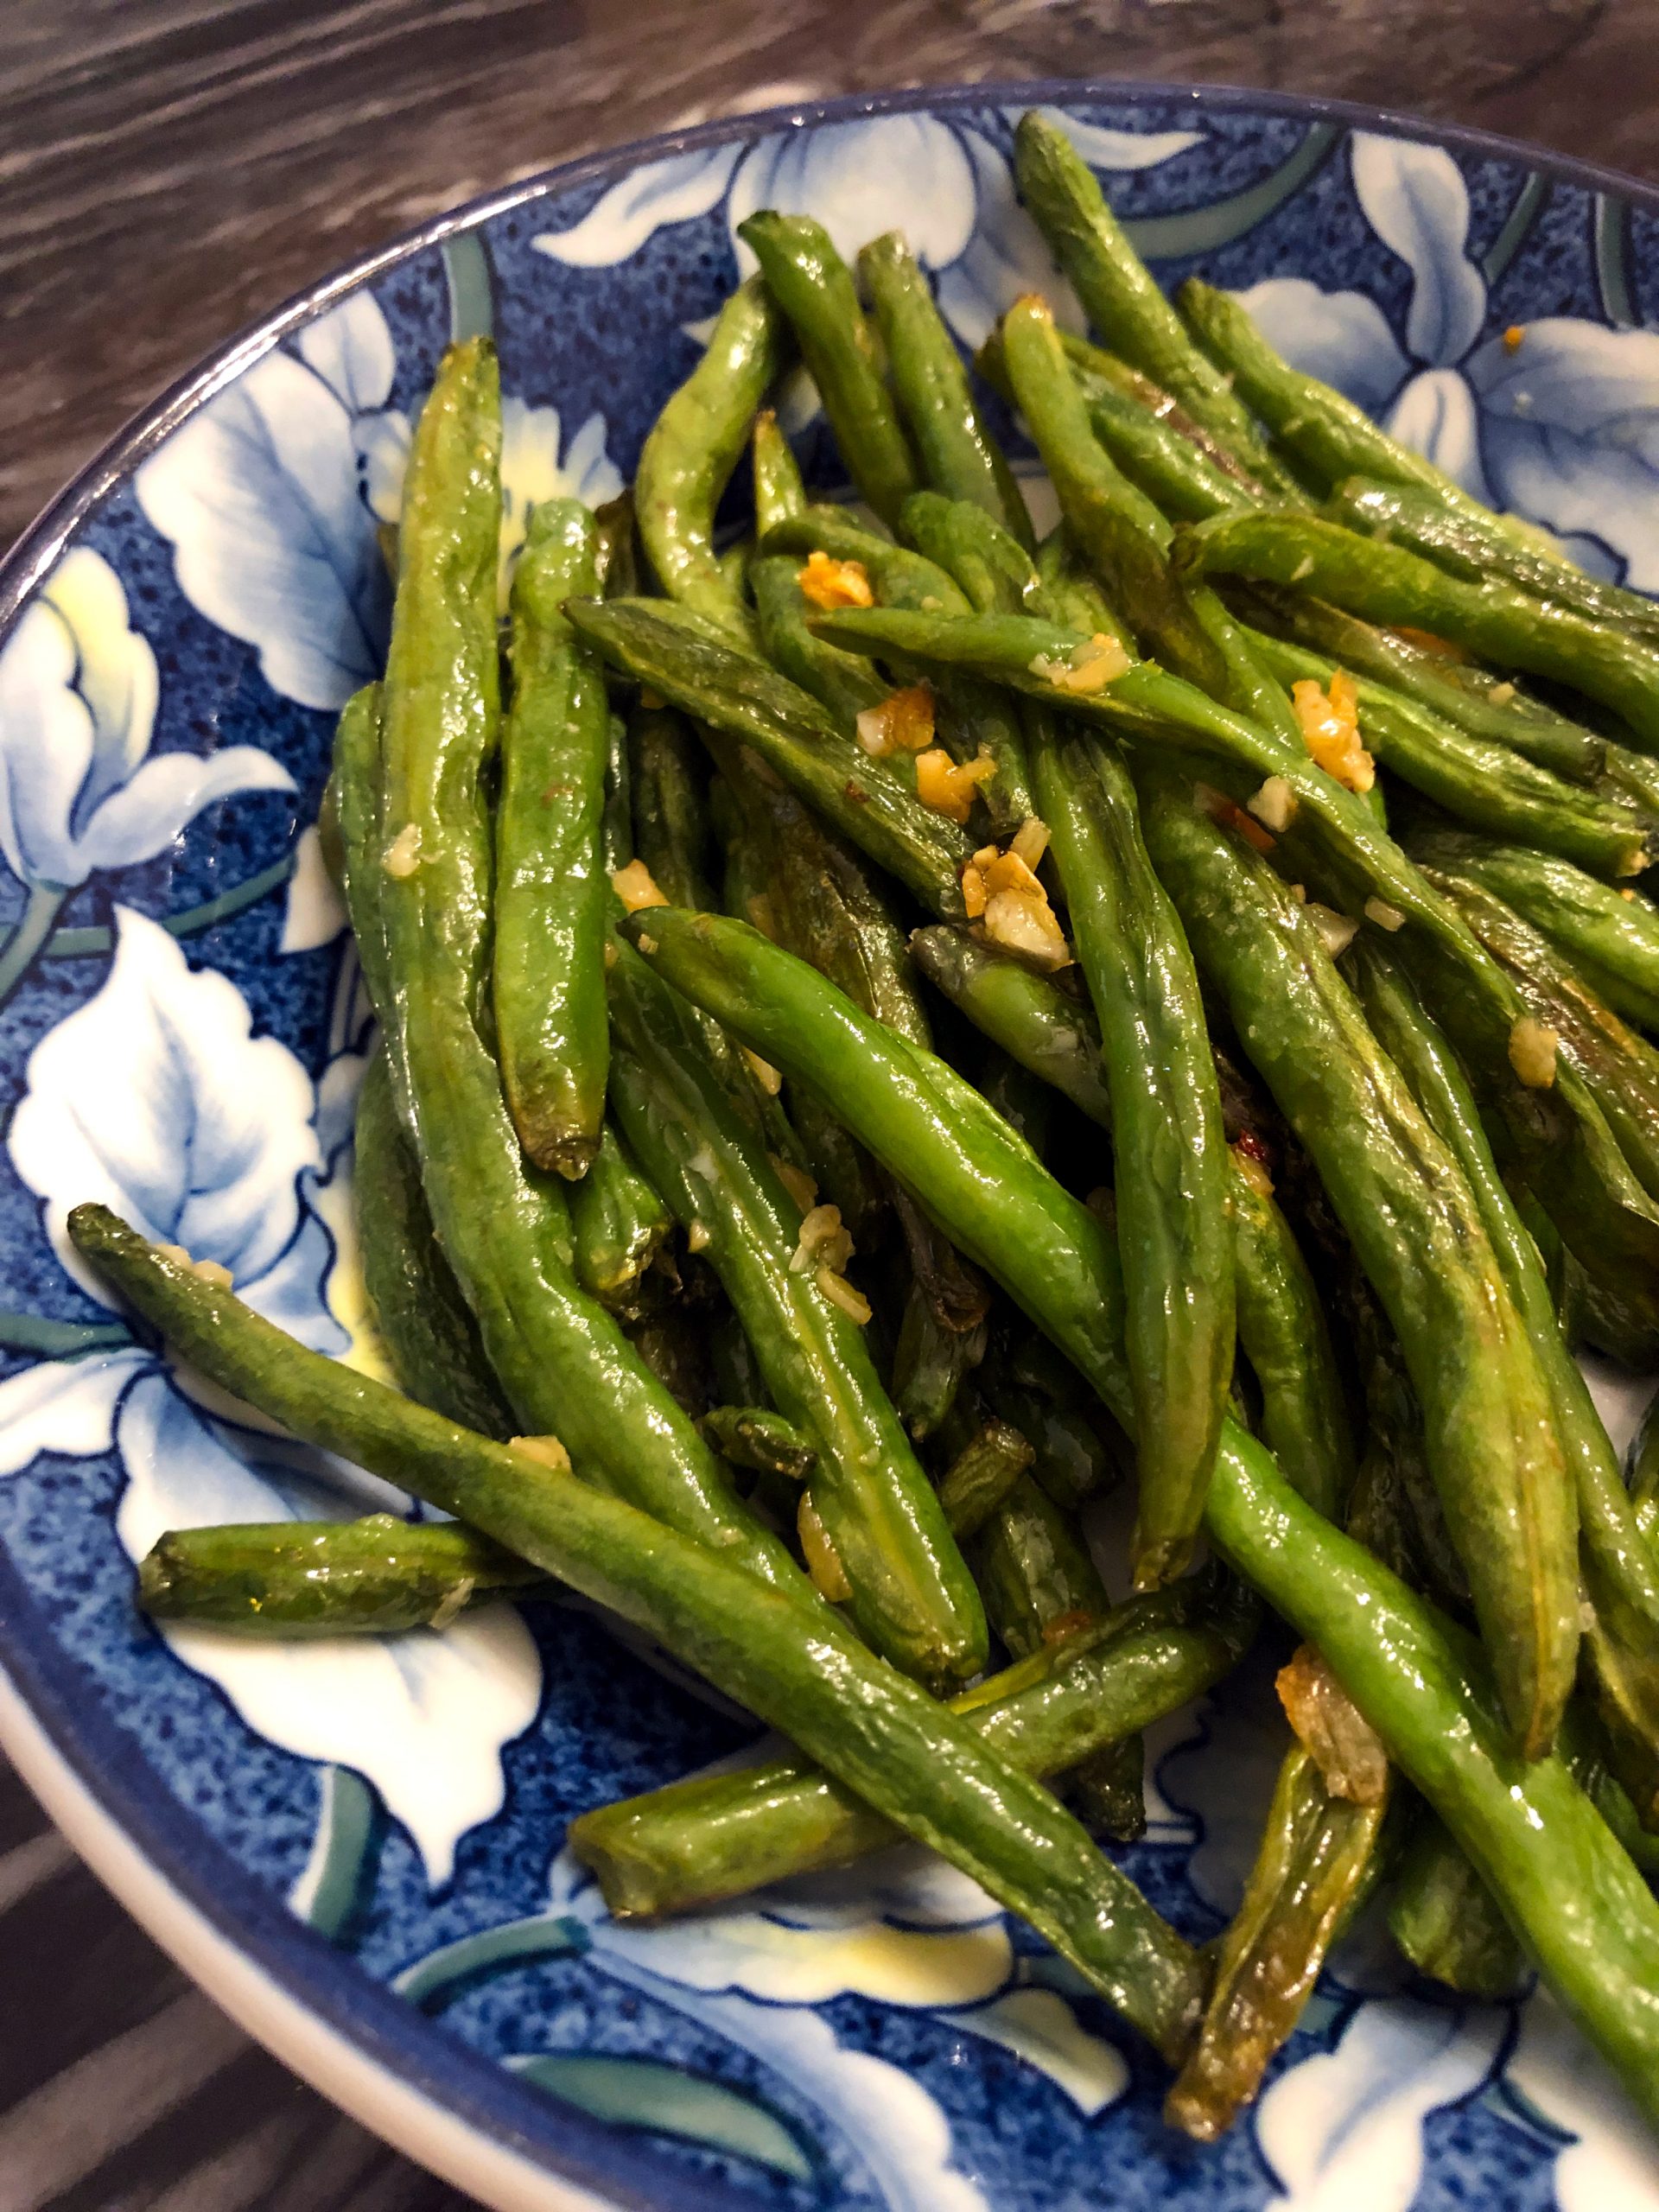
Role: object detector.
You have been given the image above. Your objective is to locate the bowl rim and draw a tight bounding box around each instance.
[2,71,1654,2212]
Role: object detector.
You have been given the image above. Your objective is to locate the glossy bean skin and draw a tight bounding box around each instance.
[635,275,785,639]
[615,916,1659,2121]
[1033,727,1233,1586]
[1012,111,1299,495]
[1387,1811,1527,2000]
[372,340,791,1584]
[353,1048,513,1439]
[700,1404,817,1483]
[751,408,807,536]
[971,1471,1109,1657]
[749,554,892,730]
[1330,475,1659,649]
[493,499,610,1176]
[628,702,721,911]
[1177,507,1659,754]
[1408,830,1659,1033]
[860,230,1033,548]
[568,1123,675,1322]
[937,1420,1034,1541]
[570,1573,1254,1918]
[567,594,973,917]
[739,212,919,530]
[79,1205,1202,2058]
[1136,780,1578,1757]
[139,1516,548,1635]
[607,941,988,1692]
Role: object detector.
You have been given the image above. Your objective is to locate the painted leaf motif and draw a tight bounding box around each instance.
[297,291,397,415]
[42,547,158,826]
[1351,133,1486,369]
[0,1348,147,1476]
[1024,107,1205,172]
[728,118,978,276]
[935,126,1087,353]
[1385,365,1496,505]
[1255,1994,1508,2211]
[280,824,349,951]
[118,1372,541,1886]
[531,143,745,267]
[938,1986,1128,2115]
[136,346,391,713]
[507,2054,815,2184]
[8,907,321,1303]
[0,595,111,889]
[1504,1987,1659,2211]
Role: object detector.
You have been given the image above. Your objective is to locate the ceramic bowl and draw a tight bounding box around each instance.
[2,77,1657,2212]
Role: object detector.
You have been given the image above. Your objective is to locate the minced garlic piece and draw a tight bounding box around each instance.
[1394,625,1468,662]
[1027,631,1130,694]
[612,859,668,912]
[741,1046,783,1096]
[798,550,874,610]
[1291,554,1315,582]
[1230,1142,1274,1199]
[427,1576,477,1633]
[511,1433,572,1471]
[156,1243,233,1290]
[1277,1645,1389,1805]
[1363,896,1406,932]
[916,747,997,823]
[1196,782,1275,855]
[817,1265,873,1324]
[1489,681,1517,705]
[1307,903,1358,958]
[855,683,936,758]
[961,842,999,918]
[1009,816,1050,870]
[771,1155,819,1215]
[977,847,1071,971]
[791,1203,854,1276]
[1510,1015,1560,1088]
[383,823,422,878]
[1293,671,1375,793]
[798,1493,853,1600]
[686,1220,711,1253]
[1247,775,1297,833]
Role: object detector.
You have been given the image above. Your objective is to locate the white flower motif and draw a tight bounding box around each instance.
[0,548,293,894]
[0,907,541,1884]
[1235,132,1659,588]
[536,1819,1129,2204]
[1504,1988,1659,2210]
[533,110,1203,353]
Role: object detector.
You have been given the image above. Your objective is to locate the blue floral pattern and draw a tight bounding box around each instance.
[0,82,1657,2212]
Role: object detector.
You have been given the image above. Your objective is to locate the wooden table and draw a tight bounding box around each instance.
[3,3,1657,2203]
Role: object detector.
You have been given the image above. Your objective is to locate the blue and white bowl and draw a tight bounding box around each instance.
[2,79,1657,2212]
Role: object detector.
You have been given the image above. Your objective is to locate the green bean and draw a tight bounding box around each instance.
[1243,625,1654,880]
[1347,934,1659,1816]
[1166,1745,1391,2139]
[635,276,785,638]
[1230,1153,1355,1522]
[1409,830,1659,1033]
[354,1050,512,1439]
[979,1357,1116,1517]
[1070,1732,1148,1842]
[899,491,1052,620]
[568,1123,675,1320]
[567,595,973,917]
[911,928,1116,1127]
[1001,295,1300,742]
[739,212,919,529]
[748,554,893,728]
[628,702,720,911]
[1036,520,1135,640]
[1033,729,1232,1586]
[891,1288,985,1441]
[1177,508,1659,753]
[328,684,396,1042]
[594,489,639,599]
[601,709,632,875]
[1330,475,1659,647]
[700,1404,817,1483]
[976,1046,1055,1159]
[859,231,1033,548]
[1012,111,1298,494]
[1082,380,1263,524]
[937,1419,1034,1541]
[817,600,1659,1305]
[571,1573,1254,1918]
[493,499,609,1177]
[139,1516,548,1636]
[973,1471,1109,1656]
[1137,779,1578,1755]
[1387,1809,1528,1999]
[1431,864,1659,1205]
[1178,279,1529,539]
[607,941,987,1691]
[761,505,969,613]
[375,340,789,1581]
[751,408,807,536]
[1226,581,1608,785]
[79,1206,1202,2055]
[615,918,1659,2112]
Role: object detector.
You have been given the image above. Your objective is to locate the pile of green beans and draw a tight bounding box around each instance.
[105,122,1659,2152]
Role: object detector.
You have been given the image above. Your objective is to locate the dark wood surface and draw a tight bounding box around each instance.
[4,3,1659,2204]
